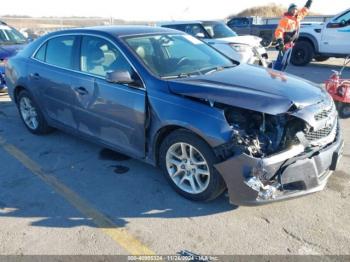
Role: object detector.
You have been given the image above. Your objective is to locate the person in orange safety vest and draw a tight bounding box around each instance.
[275,0,313,51]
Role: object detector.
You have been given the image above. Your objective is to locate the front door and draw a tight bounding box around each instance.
[73,35,146,158]
[320,10,350,54]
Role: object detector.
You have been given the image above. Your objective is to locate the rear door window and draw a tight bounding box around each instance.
[45,36,76,69]
[34,43,47,61]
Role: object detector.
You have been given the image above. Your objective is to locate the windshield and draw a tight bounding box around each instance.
[125,34,235,78]
[0,26,27,45]
[202,22,238,39]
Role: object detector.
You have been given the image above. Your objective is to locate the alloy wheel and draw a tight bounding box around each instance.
[165,142,210,194]
[19,97,39,130]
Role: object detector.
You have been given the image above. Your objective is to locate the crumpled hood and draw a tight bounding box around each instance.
[0,44,25,60]
[212,35,262,47]
[167,64,329,116]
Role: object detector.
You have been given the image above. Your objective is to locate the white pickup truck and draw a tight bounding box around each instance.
[291,9,350,66]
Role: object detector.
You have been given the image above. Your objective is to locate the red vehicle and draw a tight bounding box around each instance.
[325,57,350,118]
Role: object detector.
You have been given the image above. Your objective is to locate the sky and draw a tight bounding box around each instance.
[1,0,349,21]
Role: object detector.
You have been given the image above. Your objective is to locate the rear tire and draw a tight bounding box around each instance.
[17,90,53,135]
[291,40,314,66]
[159,129,226,202]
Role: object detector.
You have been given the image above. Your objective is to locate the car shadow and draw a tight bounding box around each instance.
[0,121,237,229]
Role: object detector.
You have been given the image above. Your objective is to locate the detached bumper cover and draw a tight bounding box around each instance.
[215,126,344,206]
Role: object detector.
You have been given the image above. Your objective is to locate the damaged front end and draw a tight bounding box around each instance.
[213,102,344,205]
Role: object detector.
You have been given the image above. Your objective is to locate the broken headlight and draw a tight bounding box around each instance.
[223,106,306,157]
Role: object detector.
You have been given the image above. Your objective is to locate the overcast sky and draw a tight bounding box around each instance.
[1,0,348,20]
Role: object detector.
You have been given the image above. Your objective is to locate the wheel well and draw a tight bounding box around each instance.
[154,125,213,166]
[13,86,26,104]
[154,125,183,165]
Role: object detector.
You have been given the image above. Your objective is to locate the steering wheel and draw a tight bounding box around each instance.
[176,57,191,66]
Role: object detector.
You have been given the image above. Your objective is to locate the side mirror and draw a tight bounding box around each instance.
[106,70,133,84]
[327,22,340,28]
[327,20,349,29]
[195,32,205,39]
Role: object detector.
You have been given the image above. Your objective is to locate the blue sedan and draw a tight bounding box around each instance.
[0,21,28,92]
[5,26,343,205]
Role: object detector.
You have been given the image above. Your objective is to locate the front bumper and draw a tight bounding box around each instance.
[215,125,344,206]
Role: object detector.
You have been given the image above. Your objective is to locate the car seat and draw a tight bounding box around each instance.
[86,48,106,76]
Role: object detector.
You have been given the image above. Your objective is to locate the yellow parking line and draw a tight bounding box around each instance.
[0,135,155,255]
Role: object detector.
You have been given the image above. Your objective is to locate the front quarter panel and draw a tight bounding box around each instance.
[147,87,233,163]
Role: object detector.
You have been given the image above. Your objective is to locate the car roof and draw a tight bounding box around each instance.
[47,25,181,38]
[158,21,202,26]
[201,20,225,24]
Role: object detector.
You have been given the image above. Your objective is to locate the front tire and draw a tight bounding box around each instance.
[291,40,314,66]
[159,129,226,201]
[17,90,53,135]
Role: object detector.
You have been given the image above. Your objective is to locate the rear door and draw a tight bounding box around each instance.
[320,10,350,54]
[73,35,146,157]
[29,35,79,130]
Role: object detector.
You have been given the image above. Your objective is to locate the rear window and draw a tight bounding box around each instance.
[162,24,210,38]
[228,18,250,27]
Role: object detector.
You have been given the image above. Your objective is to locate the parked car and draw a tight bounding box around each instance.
[0,21,28,92]
[293,8,350,66]
[5,26,343,205]
[160,21,269,67]
[226,16,276,47]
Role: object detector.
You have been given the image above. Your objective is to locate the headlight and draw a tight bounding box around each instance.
[230,44,250,53]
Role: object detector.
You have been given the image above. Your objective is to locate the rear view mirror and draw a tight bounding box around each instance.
[106,70,133,84]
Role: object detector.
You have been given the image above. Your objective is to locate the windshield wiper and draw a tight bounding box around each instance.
[201,65,236,75]
[162,70,202,79]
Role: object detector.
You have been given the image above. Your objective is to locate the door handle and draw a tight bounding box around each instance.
[74,86,89,96]
[30,73,40,80]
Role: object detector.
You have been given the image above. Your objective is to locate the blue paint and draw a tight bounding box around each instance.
[338,29,350,32]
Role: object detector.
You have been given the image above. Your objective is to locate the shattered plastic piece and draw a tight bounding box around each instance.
[244,176,278,200]
[244,176,263,192]
[251,160,268,181]
[258,185,277,200]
